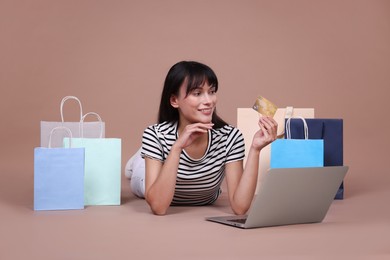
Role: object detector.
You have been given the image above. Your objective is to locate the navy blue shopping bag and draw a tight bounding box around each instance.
[285,119,344,199]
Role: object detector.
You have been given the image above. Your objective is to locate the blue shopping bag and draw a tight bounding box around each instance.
[271,117,324,169]
[285,118,344,199]
[64,112,121,206]
[34,127,85,211]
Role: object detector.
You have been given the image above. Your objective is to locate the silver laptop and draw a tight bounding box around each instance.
[206,166,348,229]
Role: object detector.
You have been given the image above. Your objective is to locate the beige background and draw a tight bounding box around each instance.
[1,0,389,259]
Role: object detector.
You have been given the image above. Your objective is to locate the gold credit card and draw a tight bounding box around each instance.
[252,96,278,117]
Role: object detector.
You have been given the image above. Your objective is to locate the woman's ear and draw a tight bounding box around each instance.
[170,95,179,108]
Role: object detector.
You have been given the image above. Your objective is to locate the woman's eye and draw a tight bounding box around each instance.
[192,91,201,96]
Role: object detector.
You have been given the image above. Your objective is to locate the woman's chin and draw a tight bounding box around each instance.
[191,118,212,124]
[199,117,213,124]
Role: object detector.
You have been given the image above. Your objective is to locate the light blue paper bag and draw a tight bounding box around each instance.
[34,127,85,211]
[64,112,121,206]
[270,117,324,168]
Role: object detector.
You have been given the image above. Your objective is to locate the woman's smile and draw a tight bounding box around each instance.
[198,107,213,115]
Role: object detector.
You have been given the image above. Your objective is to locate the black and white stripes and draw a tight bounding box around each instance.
[141,121,245,206]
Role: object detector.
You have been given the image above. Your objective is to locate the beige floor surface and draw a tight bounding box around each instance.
[1,156,389,260]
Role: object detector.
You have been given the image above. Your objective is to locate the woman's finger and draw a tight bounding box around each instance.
[260,117,277,136]
[258,120,270,138]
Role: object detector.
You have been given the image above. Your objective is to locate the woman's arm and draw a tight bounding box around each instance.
[225,116,277,215]
[144,145,182,215]
[224,147,259,215]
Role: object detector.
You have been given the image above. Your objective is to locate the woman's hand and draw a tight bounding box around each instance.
[174,123,214,149]
[252,116,278,151]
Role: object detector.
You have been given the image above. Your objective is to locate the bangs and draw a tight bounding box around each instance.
[184,67,218,96]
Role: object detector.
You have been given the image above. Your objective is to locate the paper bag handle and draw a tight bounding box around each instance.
[60,96,83,123]
[284,106,294,118]
[48,126,72,148]
[80,112,103,138]
[285,117,308,140]
[275,106,294,138]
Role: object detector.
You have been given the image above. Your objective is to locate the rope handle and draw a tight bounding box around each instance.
[60,96,83,123]
[48,126,72,148]
[285,116,309,140]
[80,112,103,138]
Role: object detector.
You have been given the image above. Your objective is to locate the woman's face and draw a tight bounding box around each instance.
[170,82,217,126]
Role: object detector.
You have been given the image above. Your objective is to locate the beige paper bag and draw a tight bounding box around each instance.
[237,107,314,193]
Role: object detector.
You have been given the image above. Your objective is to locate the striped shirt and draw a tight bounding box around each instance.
[141,121,245,206]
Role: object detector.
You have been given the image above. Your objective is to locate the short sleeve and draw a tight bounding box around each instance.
[141,125,164,162]
[225,127,245,164]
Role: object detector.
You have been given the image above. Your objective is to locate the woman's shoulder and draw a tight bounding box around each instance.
[144,121,177,135]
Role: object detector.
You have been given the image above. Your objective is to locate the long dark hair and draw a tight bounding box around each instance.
[158,61,228,128]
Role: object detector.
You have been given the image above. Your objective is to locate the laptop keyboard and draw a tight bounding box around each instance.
[228,218,247,224]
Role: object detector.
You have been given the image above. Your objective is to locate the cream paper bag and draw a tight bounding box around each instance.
[237,107,315,193]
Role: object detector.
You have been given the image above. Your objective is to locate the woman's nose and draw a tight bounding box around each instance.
[202,93,212,103]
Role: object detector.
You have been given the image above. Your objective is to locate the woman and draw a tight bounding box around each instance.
[126,61,277,215]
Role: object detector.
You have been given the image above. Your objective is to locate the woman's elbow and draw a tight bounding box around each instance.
[146,196,168,215]
[151,208,167,216]
[231,203,249,215]
[233,208,248,216]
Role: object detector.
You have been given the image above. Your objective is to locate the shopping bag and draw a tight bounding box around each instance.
[270,117,324,168]
[285,118,344,199]
[64,112,121,206]
[237,107,314,192]
[40,96,105,148]
[34,127,85,211]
